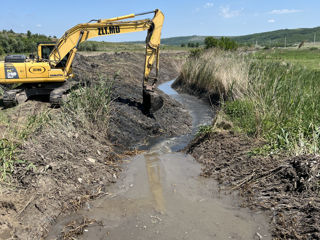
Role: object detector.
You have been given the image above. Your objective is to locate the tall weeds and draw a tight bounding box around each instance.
[179,49,320,155]
[61,78,113,132]
[179,49,249,100]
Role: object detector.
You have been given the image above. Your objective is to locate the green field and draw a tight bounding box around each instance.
[252,48,320,70]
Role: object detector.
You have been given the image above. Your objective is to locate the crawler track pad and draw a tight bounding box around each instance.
[143,89,163,113]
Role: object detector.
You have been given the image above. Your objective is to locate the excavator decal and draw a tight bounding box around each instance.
[5,64,19,79]
[29,66,46,74]
[98,26,121,35]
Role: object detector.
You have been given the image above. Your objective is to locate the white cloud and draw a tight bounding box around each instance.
[269,9,302,15]
[220,6,242,18]
[204,2,214,8]
[268,19,275,23]
[194,7,201,13]
[36,24,42,28]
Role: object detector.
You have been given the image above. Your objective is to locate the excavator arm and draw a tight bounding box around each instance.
[49,9,164,90]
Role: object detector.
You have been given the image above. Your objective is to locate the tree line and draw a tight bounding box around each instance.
[181,36,238,51]
[0,30,53,55]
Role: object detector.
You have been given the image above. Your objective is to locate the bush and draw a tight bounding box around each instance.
[189,48,203,58]
[205,36,238,51]
[204,37,218,49]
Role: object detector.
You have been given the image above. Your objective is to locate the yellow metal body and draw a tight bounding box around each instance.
[0,10,164,86]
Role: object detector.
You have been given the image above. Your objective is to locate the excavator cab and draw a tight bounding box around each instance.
[37,43,69,69]
[38,43,56,61]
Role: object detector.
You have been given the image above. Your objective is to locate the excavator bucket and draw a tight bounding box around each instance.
[143,89,163,113]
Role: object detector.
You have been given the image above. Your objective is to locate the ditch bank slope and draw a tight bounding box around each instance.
[0,51,191,239]
[174,78,320,239]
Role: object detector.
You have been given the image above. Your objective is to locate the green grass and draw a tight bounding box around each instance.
[252,48,320,70]
[179,48,320,155]
[0,139,18,181]
[225,61,320,154]
[61,77,113,131]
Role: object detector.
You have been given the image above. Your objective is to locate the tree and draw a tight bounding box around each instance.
[0,46,4,56]
[27,30,31,38]
[205,36,238,51]
[204,37,218,49]
[181,43,186,47]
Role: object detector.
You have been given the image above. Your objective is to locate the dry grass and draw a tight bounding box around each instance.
[179,49,249,100]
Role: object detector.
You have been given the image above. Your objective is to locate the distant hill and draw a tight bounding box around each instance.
[160,26,320,47]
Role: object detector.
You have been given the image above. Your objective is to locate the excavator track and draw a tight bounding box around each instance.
[3,89,27,107]
[49,82,70,107]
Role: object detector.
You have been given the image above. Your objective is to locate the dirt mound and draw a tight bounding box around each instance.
[73,52,190,149]
[187,131,320,239]
[0,51,191,239]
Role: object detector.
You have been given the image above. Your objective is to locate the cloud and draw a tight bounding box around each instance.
[220,6,242,18]
[204,2,214,8]
[194,2,214,13]
[268,19,275,23]
[269,9,302,15]
[36,24,42,28]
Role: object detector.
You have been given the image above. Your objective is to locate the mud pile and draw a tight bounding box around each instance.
[187,131,320,239]
[73,52,190,149]
[0,51,191,239]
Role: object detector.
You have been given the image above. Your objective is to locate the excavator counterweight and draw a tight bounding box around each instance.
[0,10,165,113]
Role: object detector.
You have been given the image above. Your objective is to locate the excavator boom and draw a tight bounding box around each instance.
[49,9,164,87]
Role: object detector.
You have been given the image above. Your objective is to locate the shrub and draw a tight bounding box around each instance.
[205,36,238,51]
[204,37,218,49]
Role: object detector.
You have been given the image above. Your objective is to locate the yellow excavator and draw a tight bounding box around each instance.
[0,9,164,112]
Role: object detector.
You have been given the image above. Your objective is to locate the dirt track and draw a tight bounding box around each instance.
[0,51,191,239]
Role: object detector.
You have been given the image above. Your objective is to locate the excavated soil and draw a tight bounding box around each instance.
[0,51,191,239]
[187,131,320,239]
[72,52,190,149]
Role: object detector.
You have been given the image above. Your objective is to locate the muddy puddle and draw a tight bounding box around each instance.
[46,80,271,239]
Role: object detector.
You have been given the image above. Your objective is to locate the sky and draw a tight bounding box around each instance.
[0,0,319,42]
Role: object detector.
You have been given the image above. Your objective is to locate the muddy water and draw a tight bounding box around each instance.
[47,80,271,239]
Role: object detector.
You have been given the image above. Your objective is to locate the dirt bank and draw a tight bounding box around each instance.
[0,51,191,239]
[73,52,190,149]
[187,130,320,239]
